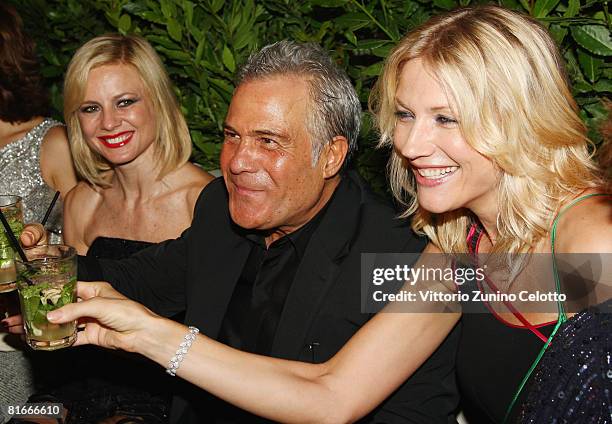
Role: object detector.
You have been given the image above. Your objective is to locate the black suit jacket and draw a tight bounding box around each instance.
[80,171,459,423]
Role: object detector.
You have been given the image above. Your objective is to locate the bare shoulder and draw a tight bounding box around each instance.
[554,192,612,253]
[179,162,216,186]
[39,124,77,195]
[42,124,68,143]
[64,182,103,223]
[40,124,70,161]
[167,163,215,209]
[63,182,103,253]
[66,180,100,200]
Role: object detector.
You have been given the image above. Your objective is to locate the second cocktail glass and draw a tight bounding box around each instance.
[0,195,24,293]
[16,245,78,351]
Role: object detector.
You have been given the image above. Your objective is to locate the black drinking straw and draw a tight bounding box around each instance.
[41,191,60,227]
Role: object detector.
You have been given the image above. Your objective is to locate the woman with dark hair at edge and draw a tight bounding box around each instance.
[0,2,76,422]
[20,5,612,424]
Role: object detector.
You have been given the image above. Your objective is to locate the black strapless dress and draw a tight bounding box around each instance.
[457,225,556,423]
[88,236,155,260]
[31,237,172,424]
[457,277,555,424]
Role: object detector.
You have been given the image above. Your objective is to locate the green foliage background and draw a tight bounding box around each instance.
[12,0,611,194]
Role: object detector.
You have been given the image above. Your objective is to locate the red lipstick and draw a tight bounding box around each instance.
[98,131,134,149]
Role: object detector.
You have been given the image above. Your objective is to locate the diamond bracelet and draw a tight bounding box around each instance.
[166,326,200,377]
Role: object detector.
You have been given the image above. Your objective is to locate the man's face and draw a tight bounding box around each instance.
[220,75,331,239]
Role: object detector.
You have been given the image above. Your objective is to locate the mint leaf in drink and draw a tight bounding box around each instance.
[0,209,23,248]
[57,279,76,307]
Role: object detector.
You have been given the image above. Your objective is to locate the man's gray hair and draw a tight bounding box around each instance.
[236,40,361,165]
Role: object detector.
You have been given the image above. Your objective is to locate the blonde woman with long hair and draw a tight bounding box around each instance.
[41,6,610,423]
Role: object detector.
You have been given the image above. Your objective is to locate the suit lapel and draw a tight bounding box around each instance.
[271,173,362,359]
[185,183,252,339]
[193,231,251,338]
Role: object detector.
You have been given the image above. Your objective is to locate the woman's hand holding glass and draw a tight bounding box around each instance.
[46,281,166,353]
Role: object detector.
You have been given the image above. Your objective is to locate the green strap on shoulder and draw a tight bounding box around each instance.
[549,193,609,321]
[502,193,610,423]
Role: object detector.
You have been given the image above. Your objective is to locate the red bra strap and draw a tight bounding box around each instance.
[467,224,549,343]
[479,273,549,342]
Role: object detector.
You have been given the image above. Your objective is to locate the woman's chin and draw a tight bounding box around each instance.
[417,196,456,214]
[101,150,140,168]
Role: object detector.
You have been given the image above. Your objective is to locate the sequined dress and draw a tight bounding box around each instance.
[0,118,64,423]
[0,118,63,228]
[518,299,612,423]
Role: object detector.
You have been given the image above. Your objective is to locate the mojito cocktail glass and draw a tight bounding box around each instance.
[16,245,77,350]
[0,195,24,293]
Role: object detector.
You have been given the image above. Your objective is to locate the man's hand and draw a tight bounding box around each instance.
[47,281,163,353]
[20,223,48,247]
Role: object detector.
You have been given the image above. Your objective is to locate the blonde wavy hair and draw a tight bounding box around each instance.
[64,33,191,187]
[371,5,603,254]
